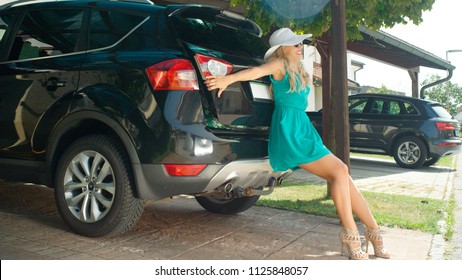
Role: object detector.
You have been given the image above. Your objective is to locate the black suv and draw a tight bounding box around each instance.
[307,93,461,169]
[0,0,290,237]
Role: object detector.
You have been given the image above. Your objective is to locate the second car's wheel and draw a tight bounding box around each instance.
[392,136,428,169]
[54,134,144,237]
[195,194,260,214]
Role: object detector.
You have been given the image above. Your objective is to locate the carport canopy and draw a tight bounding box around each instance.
[349,25,455,98]
[156,0,455,98]
[353,26,453,71]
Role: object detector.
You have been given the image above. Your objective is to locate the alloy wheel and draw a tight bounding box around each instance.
[63,151,115,223]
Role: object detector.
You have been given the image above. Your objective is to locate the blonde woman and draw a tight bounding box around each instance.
[205,28,390,260]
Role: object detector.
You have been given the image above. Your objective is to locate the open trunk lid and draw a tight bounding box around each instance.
[167,5,274,133]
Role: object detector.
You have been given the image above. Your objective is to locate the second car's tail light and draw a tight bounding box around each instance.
[146,59,199,90]
[438,142,457,147]
[195,54,233,78]
[163,164,207,176]
[435,122,455,131]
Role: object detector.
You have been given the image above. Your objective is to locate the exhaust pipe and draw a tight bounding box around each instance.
[209,173,289,198]
[223,182,233,193]
[215,182,234,194]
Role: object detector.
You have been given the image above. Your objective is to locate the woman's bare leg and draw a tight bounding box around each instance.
[347,176,379,230]
[299,154,357,230]
[299,154,379,230]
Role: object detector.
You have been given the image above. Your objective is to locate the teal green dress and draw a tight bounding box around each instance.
[269,71,331,171]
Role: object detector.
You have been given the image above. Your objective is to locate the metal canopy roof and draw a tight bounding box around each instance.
[349,25,454,72]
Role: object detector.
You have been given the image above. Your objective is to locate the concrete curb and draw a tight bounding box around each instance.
[446,154,462,259]
[428,156,456,259]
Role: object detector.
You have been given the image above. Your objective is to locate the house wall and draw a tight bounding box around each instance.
[302,46,360,112]
[302,45,318,112]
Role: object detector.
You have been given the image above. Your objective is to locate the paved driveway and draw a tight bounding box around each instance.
[1,156,452,260]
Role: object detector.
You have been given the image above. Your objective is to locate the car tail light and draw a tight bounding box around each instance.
[195,54,233,78]
[435,122,455,131]
[163,164,207,176]
[438,142,457,147]
[146,59,198,90]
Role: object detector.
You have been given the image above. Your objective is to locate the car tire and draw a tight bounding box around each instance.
[54,134,144,237]
[393,136,428,169]
[423,155,441,167]
[195,194,260,214]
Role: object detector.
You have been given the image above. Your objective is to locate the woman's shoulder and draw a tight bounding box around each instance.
[270,70,288,83]
[266,59,286,81]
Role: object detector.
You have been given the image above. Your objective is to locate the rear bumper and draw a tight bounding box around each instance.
[202,159,291,192]
[429,140,462,157]
[133,159,292,200]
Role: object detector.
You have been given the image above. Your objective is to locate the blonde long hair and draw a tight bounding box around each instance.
[270,47,311,93]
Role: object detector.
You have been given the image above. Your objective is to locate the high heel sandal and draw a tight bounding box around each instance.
[365,227,391,259]
[339,227,369,260]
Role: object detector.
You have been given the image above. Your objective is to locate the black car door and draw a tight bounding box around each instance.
[348,96,369,148]
[359,97,404,151]
[0,8,86,159]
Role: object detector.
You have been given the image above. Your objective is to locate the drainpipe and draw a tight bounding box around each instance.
[420,69,453,99]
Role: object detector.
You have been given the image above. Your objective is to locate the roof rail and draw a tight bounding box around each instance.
[0,0,154,10]
[119,0,154,4]
[0,0,40,9]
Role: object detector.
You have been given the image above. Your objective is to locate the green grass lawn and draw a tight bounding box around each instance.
[257,183,445,234]
[434,156,456,168]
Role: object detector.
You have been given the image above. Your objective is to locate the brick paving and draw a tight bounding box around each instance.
[0,155,458,260]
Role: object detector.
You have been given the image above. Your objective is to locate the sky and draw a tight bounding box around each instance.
[350,0,462,95]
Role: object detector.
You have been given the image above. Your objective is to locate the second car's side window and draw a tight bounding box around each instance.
[370,99,383,114]
[387,101,401,115]
[9,9,85,61]
[349,98,368,114]
[381,100,401,115]
[403,102,418,115]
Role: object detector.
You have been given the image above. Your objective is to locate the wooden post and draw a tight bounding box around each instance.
[316,40,332,149]
[330,0,350,167]
[316,38,333,197]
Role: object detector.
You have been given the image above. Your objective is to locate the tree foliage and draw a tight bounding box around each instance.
[376,84,390,94]
[422,74,462,116]
[230,0,435,39]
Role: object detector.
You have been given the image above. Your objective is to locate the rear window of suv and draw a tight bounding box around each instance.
[170,9,267,59]
[10,9,84,60]
[89,9,148,50]
[431,104,453,119]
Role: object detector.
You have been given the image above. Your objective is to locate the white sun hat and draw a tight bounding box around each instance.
[263,28,312,61]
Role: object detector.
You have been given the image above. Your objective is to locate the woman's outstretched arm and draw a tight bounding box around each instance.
[205,59,284,97]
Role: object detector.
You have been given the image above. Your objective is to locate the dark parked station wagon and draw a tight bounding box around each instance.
[0,0,290,237]
[307,93,461,169]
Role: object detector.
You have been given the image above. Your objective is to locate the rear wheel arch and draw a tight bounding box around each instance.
[31,93,75,152]
[46,112,140,191]
[389,132,429,157]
